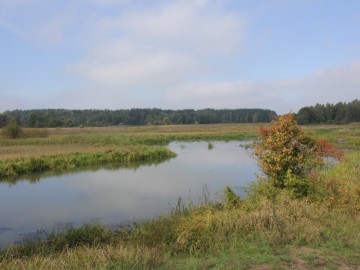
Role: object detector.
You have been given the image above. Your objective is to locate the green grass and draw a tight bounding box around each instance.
[1,123,360,269]
[0,146,175,179]
[309,123,360,150]
[1,151,359,269]
[0,124,257,179]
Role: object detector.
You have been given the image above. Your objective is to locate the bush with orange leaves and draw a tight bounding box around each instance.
[254,113,342,196]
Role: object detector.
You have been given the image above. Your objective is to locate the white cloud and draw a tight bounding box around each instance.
[68,1,246,88]
[297,60,360,99]
[166,81,280,109]
[1,0,359,113]
[69,41,197,88]
[1,0,247,110]
[263,60,360,110]
[165,60,360,113]
[167,81,250,101]
[115,1,243,55]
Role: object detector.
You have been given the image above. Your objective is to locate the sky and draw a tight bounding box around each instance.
[0,0,359,114]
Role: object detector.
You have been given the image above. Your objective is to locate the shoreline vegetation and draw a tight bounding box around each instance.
[1,123,360,269]
[0,124,257,179]
[0,146,176,179]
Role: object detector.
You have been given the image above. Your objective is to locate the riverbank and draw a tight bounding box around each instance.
[1,151,359,269]
[1,123,360,269]
[0,146,176,179]
[0,124,257,179]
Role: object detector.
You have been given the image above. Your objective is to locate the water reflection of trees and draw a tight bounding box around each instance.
[0,158,172,186]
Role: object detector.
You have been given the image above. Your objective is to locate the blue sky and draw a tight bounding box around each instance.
[1,0,359,114]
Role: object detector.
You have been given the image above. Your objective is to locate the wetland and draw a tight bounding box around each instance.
[0,140,258,249]
[1,123,360,269]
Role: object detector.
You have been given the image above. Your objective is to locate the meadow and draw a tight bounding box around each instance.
[0,124,257,179]
[0,123,360,269]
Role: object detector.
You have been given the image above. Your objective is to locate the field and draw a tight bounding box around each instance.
[2,122,358,160]
[0,123,360,269]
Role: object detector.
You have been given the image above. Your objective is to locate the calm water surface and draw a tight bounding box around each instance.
[0,141,259,249]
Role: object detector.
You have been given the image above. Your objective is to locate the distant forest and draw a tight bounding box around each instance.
[296,99,360,125]
[1,99,359,128]
[0,108,276,128]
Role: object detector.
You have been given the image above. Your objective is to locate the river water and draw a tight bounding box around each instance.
[0,141,259,249]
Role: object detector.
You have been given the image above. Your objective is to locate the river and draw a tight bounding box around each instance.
[0,141,259,249]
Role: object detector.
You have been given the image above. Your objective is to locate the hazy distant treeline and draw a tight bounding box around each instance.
[0,108,276,128]
[296,99,360,125]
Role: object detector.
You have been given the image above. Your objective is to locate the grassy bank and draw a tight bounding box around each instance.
[1,151,359,269]
[1,123,360,269]
[0,124,257,179]
[309,122,360,150]
[0,145,175,179]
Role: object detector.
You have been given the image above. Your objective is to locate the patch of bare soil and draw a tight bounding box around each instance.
[280,247,360,270]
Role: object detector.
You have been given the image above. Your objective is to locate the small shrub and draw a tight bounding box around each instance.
[284,171,312,198]
[318,139,344,160]
[245,177,279,203]
[2,122,23,139]
[254,113,322,190]
[224,186,242,209]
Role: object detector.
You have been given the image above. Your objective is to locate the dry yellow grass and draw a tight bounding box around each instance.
[0,244,162,270]
[45,123,262,135]
[0,144,122,161]
[1,124,360,269]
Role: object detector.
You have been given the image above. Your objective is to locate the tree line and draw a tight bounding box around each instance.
[0,108,276,128]
[296,99,360,125]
